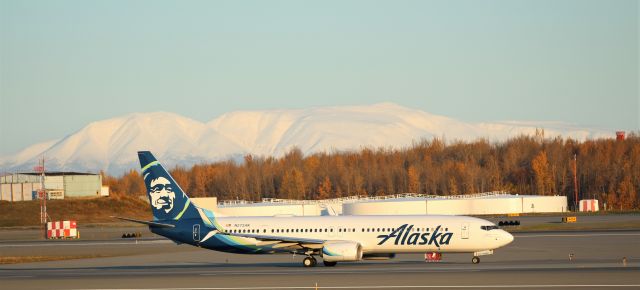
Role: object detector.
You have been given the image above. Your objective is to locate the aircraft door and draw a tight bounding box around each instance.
[193,224,201,242]
[461,223,469,239]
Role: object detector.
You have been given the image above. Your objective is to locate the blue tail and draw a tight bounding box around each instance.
[138,151,199,221]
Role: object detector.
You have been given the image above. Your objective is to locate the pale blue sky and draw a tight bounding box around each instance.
[1,0,638,155]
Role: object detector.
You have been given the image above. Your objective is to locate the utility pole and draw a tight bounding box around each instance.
[572,154,578,212]
[36,156,47,239]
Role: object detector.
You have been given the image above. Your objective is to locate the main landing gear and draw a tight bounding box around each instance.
[302,256,338,267]
[323,260,337,267]
[303,256,317,267]
[472,256,480,264]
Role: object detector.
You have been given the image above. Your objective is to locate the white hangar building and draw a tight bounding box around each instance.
[192,192,568,217]
[0,172,109,202]
[342,193,567,215]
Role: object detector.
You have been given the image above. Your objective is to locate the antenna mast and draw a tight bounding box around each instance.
[36,156,47,239]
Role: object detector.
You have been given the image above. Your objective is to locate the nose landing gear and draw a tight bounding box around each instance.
[472,250,492,264]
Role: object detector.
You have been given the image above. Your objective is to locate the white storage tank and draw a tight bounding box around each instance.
[522,196,567,213]
[343,194,568,216]
[343,198,426,215]
[214,192,569,217]
[217,203,323,217]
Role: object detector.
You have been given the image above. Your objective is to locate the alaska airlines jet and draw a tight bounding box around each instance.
[118,151,513,267]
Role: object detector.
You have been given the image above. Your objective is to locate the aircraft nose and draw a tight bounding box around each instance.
[503,230,514,245]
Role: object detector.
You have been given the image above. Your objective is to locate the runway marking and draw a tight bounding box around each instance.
[192,263,634,277]
[195,266,480,275]
[514,233,640,238]
[2,267,482,278]
[5,263,634,278]
[71,285,640,289]
[198,269,482,276]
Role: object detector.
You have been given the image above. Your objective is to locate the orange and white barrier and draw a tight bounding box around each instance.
[47,220,79,239]
[579,199,599,212]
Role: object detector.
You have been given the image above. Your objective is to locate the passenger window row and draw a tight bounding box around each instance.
[361,227,447,232]
[224,226,450,234]
[226,228,335,234]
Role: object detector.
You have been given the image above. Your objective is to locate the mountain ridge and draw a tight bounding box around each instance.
[1,103,611,175]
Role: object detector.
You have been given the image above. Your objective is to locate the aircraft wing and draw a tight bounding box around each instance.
[220,232,325,244]
[218,232,326,249]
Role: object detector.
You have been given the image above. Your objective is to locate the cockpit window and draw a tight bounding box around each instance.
[481,225,499,231]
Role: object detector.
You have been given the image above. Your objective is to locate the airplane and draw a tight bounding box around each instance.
[117,151,514,267]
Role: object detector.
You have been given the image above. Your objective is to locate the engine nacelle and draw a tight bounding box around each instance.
[322,241,363,262]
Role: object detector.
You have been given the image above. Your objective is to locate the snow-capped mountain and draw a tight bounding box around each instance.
[0,103,611,175]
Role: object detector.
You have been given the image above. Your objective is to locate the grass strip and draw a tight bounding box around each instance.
[507,221,640,232]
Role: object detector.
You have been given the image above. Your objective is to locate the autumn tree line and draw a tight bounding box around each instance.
[104,134,639,210]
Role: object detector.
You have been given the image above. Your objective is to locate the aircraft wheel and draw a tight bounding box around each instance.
[311,256,317,266]
[303,257,316,267]
[323,261,337,267]
[472,256,480,264]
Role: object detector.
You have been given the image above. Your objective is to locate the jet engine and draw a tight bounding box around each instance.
[322,241,363,262]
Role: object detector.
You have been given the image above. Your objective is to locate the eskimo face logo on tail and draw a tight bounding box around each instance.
[149,177,176,213]
[143,169,187,221]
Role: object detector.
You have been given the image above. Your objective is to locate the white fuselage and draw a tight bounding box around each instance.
[211,215,513,254]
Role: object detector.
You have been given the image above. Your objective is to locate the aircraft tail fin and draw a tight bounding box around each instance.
[138,151,200,221]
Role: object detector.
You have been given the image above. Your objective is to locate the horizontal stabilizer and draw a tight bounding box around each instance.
[112,216,175,228]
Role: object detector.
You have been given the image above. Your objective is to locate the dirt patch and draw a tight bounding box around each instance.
[0,195,151,227]
[0,254,113,264]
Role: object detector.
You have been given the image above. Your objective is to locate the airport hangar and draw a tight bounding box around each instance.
[0,172,109,202]
[192,191,569,216]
